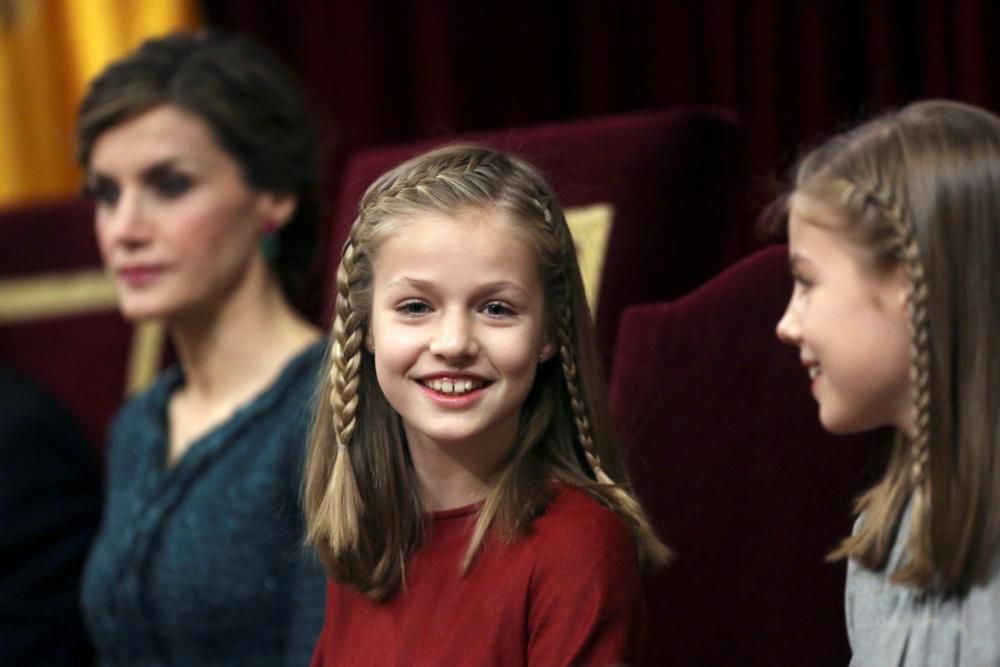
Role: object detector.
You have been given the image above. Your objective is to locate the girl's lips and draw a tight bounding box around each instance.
[118,266,164,287]
[416,380,489,409]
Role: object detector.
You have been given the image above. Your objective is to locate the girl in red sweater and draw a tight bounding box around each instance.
[305,145,668,665]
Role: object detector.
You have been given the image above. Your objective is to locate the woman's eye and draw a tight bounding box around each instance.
[483,301,514,318]
[397,301,431,316]
[85,178,120,206]
[153,172,193,198]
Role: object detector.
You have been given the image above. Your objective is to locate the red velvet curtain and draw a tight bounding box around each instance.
[203,0,998,213]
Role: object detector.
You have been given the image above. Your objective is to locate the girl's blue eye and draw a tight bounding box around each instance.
[483,301,514,318]
[398,301,431,316]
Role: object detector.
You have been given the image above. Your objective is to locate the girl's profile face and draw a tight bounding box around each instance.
[368,208,553,468]
[776,193,913,435]
[89,104,291,322]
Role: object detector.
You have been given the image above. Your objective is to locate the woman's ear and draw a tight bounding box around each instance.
[258,192,298,231]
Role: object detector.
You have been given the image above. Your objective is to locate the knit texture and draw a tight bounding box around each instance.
[81,341,327,667]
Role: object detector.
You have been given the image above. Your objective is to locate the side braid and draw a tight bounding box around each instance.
[848,179,932,484]
[556,300,610,485]
[555,289,672,566]
[847,177,934,575]
[321,236,366,551]
[537,191,617,486]
[540,195,670,564]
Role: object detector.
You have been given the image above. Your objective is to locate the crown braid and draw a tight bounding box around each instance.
[361,148,496,213]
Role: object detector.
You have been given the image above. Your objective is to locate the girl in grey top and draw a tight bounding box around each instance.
[776,100,1000,666]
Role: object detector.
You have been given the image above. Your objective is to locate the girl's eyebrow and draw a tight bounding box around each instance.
[384,276,531,299]
[788,252,812,272]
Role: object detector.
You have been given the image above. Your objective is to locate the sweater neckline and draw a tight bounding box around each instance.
[428,501,483,521]
[145,339,326,475]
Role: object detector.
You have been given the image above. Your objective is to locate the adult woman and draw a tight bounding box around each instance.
[78,31,326,667]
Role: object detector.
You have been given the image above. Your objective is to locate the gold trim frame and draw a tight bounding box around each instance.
[564,203,615,317]
[0,269,165,394]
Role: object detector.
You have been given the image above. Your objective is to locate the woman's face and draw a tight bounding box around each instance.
[88,105,291,322]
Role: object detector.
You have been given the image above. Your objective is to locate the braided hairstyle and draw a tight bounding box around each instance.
[305,145,668,599]
[792,100,1000,591]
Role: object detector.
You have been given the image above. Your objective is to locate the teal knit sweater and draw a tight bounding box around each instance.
[81,341,327,667]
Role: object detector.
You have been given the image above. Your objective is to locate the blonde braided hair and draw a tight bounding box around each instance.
[306,144,668,597]
[539,195,672,567]
[792,100,1000,591]
[839,175,934,580]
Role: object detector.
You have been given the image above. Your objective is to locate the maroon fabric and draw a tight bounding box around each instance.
[610,245,888,666]
[324,108,745,376]
[310,484,644,666]
[0,199,132,456]
[205,0,1000,244]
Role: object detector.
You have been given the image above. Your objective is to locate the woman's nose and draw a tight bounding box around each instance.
[104,191,151,247]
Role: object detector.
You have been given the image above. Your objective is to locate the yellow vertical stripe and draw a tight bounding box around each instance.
[0,0,199,208]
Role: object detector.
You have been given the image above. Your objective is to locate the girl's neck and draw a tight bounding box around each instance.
[405,417,518,512]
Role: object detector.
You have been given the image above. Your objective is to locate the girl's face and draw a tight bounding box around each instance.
[368,208,553,468]
[89,105,292,322]
[776,193,913,434]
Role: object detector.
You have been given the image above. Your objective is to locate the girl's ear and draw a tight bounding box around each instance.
[539,340,555,363]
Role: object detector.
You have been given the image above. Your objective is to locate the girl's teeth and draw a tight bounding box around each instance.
[425,378,480,395]
[808,366,822,380]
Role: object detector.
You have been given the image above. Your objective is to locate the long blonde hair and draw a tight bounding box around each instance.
[305,145,669,599]
[793,100,1000,591]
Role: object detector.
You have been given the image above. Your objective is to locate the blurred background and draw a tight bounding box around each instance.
[1,3,992,664]
[2,0,998,212]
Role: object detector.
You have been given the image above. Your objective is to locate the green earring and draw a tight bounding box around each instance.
[261,219,282,260]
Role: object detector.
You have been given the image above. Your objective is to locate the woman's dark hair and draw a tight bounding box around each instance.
[76,30,324,301]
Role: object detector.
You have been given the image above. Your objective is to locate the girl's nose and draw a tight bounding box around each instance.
[775,300,800,345]
[428,310,479,359]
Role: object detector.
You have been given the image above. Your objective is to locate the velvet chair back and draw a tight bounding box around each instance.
[326,108,747,375]
[610,244,888,666]
[0,199,161,456]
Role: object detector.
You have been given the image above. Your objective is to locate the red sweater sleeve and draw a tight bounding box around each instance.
[526,493,646,666]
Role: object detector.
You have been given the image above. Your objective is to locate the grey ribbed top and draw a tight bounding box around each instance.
[846,502,1000,666]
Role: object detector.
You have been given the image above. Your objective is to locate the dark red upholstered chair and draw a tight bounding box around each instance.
[610,244,888,666]
[0,199,164,457]
[325,108,747,375]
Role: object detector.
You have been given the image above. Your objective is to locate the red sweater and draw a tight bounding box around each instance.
[310,484,646,666]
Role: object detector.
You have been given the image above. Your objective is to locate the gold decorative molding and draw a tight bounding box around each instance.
[0,268,164,394]
[564,203,615,317]
[0,269,117,322]
[126,319,166,395]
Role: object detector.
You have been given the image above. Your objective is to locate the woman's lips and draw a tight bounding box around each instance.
[118,266,164,287]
